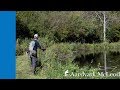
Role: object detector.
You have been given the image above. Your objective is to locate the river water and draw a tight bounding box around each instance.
[73,51,120,74]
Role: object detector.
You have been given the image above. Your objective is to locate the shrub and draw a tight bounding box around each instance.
[16,44,24,56]
[16,38,30,56]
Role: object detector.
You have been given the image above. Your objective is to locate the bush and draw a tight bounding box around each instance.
[16,42,120,79]
[16,38,30,56]
[16,44,24,56]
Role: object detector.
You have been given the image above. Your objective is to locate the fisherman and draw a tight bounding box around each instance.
[28,34,46,74]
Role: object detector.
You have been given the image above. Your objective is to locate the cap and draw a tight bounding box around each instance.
[34,34,38,38]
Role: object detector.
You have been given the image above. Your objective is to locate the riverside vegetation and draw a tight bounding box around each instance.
[16,11,120,79]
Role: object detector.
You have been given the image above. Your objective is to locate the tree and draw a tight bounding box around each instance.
[16,11,120,43]
[94,11,107,42]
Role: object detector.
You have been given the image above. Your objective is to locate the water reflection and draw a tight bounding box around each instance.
[73,51,120,73]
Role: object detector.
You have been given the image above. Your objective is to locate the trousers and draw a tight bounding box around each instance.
[30,56,37,74]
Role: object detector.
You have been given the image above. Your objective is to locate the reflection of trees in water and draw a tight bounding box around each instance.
[73,53,102,68]
[104,51,107,74]
[73,51,120,73]
[107,51,120,73]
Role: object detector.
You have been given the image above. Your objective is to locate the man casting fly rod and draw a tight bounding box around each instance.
[28,34,46,74]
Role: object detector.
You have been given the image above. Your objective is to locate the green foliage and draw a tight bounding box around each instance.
[16,44,24,56]
[16,11,107,43]
[17,42,120,79]
[16,38,30,56]
[17,11,120,43]
[16,11,120,79]
[107,27,120,42]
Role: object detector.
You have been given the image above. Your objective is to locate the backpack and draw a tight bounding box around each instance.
[29,40,36,56]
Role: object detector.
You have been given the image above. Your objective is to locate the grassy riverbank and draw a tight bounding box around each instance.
[16,42,120,79]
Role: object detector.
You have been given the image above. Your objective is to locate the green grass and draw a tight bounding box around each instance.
[16,42,120,79]
[16,54,100,79]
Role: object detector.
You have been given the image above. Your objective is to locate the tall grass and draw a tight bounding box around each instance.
[16,41,120,79]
